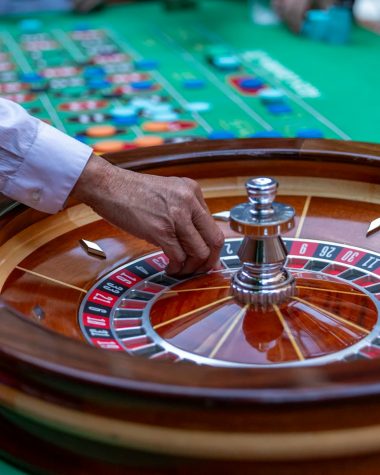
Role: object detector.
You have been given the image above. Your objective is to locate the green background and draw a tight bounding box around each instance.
[0,0,379,148]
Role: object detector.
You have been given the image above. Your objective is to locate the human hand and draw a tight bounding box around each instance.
[73,0,105,12]
[72,154,224,276]
[272,0,334,33]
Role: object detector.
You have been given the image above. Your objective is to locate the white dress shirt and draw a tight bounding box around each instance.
[0,98,92,213]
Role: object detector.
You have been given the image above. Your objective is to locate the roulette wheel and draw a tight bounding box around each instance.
[0,138,380,474]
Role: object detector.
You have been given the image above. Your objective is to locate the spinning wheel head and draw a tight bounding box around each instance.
[230,177,295,236]
[230,177,296,308]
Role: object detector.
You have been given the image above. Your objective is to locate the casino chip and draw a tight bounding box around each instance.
[151,112,179,122]
[134,59,159,70]
[130,98,156,110]
[143,102,173,113]
[0,72,17,83]
[239,77,264,90]
[73,22,92,31]
[296,128,324,139]
[83,66,106,79]
[131,80,155,91]
[0,82,26,94]
[87,78,111,90]
[112,116,138,126]
[20,72,43,83]
[68,113,110,124]
[86,125,118,138]
[19,19,43,33]
[267,103,293,115]
[258,88,285,104]
[134,136,164,147]
[208,130,236,140]
[50,78,85,90]
[213,55,241,71]
[248,130,283,138]
[93,140,126,153]
[142,122,170,133]
[0,62,14,72]
[110,106,138,120]
[185,102,212,112]
[59,100,108,112]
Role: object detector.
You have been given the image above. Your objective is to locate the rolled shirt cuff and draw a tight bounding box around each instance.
[2,120,93,214]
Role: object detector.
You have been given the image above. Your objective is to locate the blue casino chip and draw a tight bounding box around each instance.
[208,130,236,140]
[248,130,283,138]
[296,128,324,138]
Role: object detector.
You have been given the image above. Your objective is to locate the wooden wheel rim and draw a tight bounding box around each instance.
[0,138,380,405]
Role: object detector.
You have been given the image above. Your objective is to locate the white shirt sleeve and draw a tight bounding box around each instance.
[0,98,92,213]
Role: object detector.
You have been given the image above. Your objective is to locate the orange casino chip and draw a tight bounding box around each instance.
[93,140,126,153]
[86,125,117,138]
[134,136,164,147]
[142,121,170,133]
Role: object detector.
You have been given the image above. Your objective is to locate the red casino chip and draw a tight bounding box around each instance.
[0,62,14,72]
[4,93,36,103]
[168,120,197,132]
[229,75,265,96]
[113,85,133,95]
[108,73,149,84]
[59,100,109,112]
[42,66,80,78]
[114,83,160,95]
[71,29,105,41]
[22,40,59,51]
[0,82,27,94]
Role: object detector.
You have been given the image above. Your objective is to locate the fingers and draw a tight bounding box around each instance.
[162,209,221,277]
[284,0,310,32]
[191,206,225,272]
[187,179,224,270]
[172,179,224,275]
[160,237,187,276]
[187,178,209,212]
[162,194,223,276]
[273,0,313,32]
[173,220,212,276]
[73,0,105,12]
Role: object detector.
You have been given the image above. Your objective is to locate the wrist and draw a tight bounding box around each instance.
[71,153,114,207]
[71,153,140,222]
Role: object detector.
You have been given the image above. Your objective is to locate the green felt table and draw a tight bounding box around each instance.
[0,0,379,147]
[0,1,379,473]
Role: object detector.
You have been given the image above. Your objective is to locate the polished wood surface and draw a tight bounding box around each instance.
[150,271,377,364]
[0,139,380,473]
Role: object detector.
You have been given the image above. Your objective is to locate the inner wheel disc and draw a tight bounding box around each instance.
[79,238,380,368]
